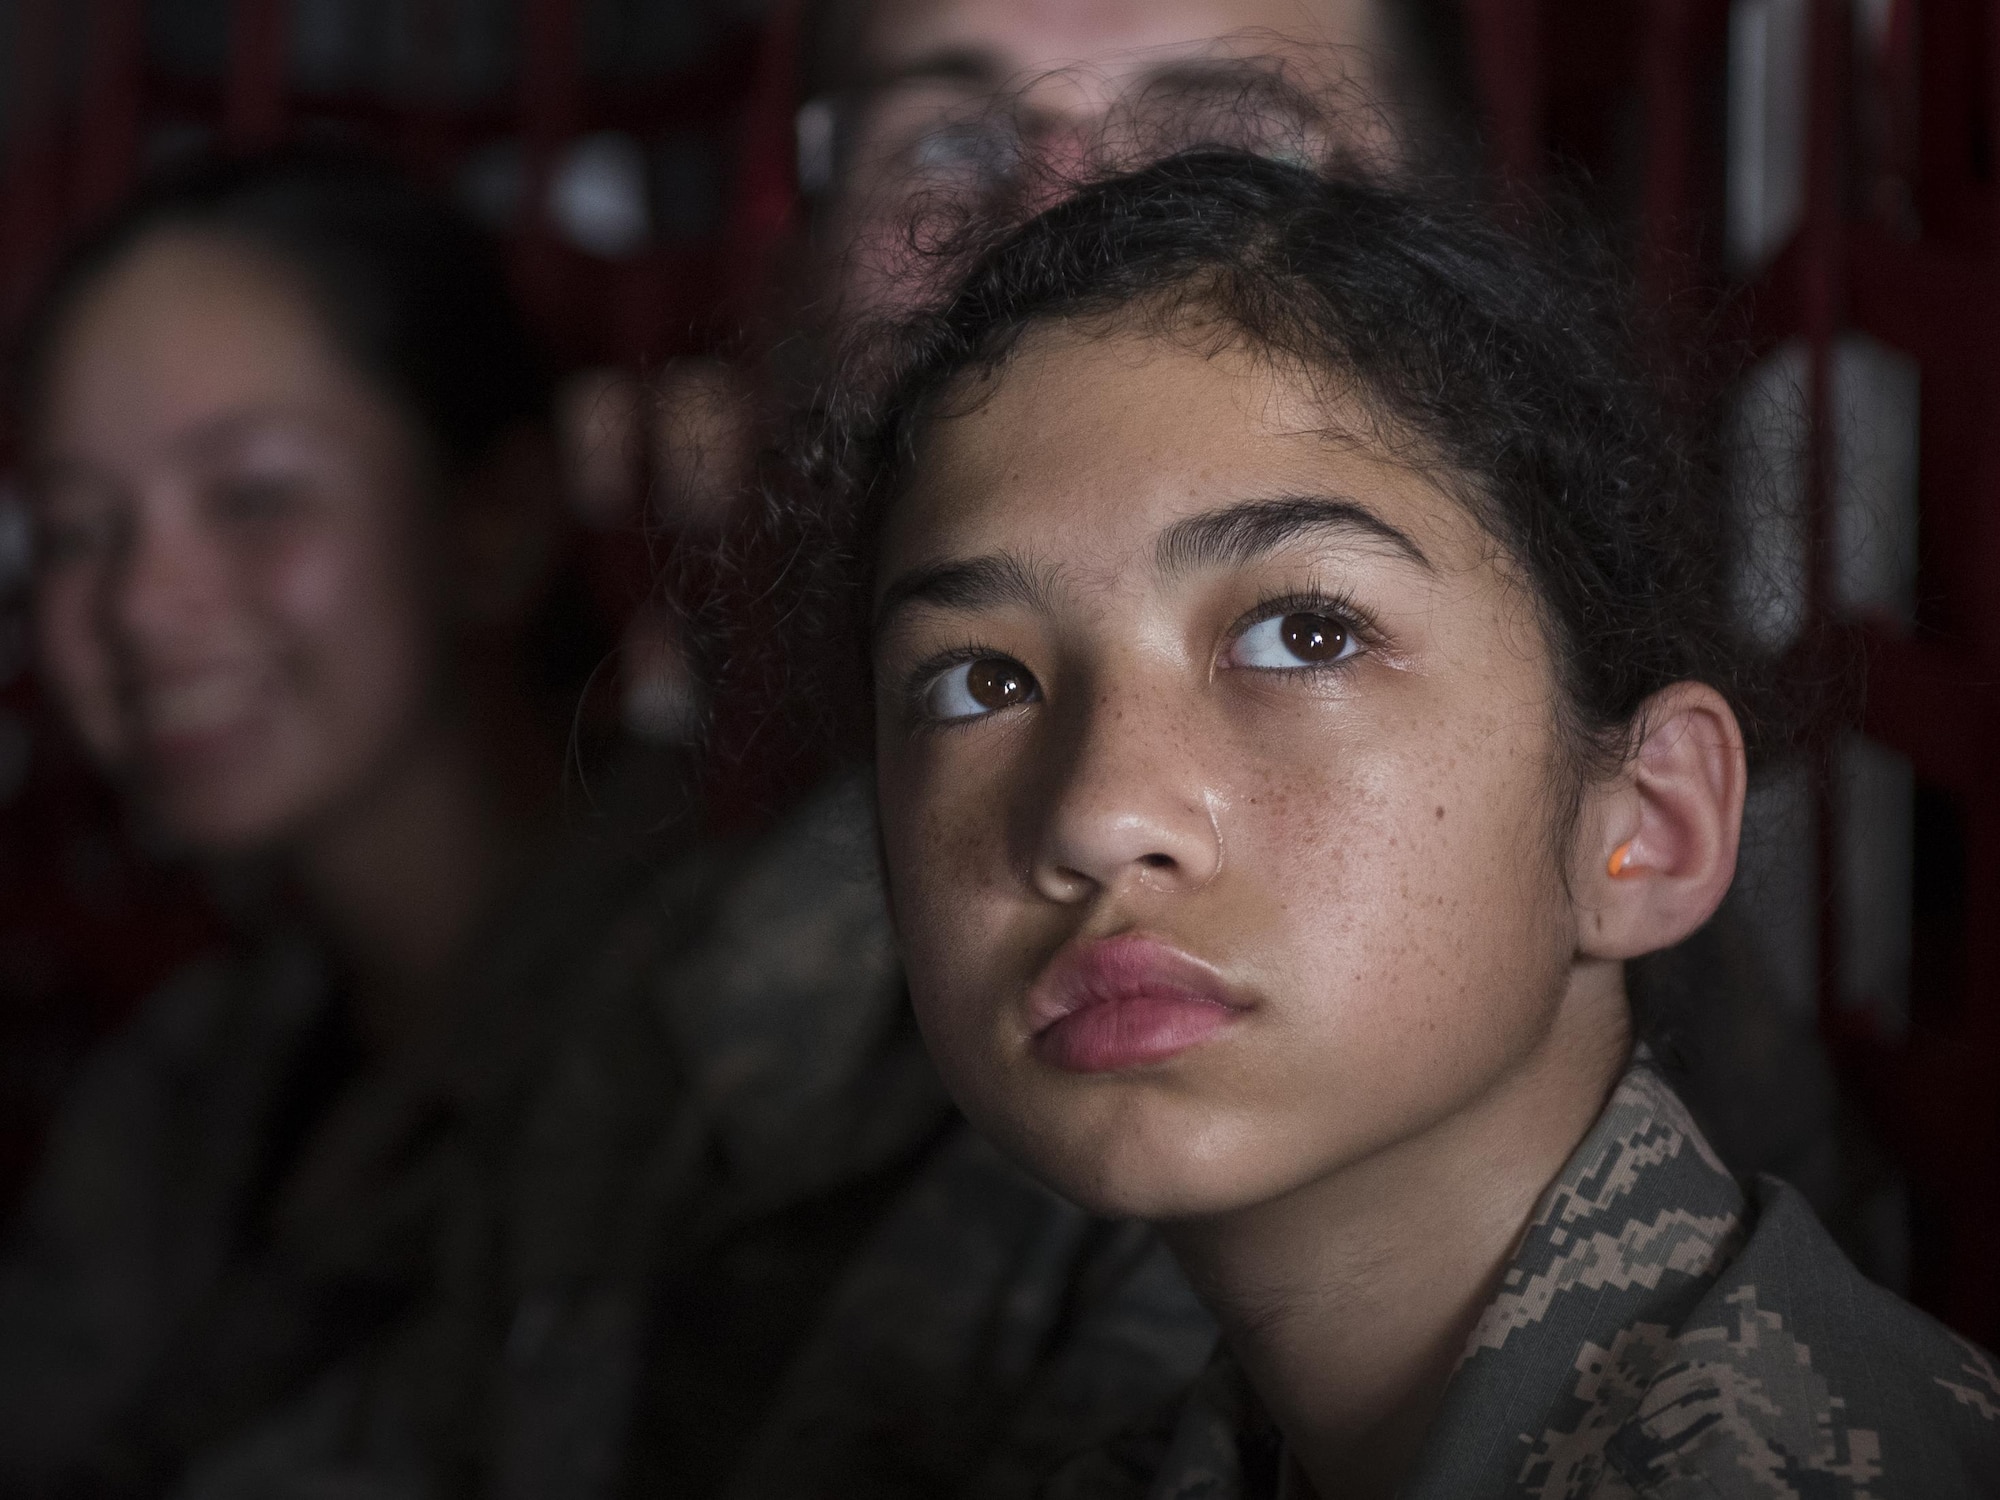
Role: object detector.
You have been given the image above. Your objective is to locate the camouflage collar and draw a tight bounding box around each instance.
[1144,1057,1751,1498]
[1403,1060,1747,1494]
[1073,1057,1999,1498]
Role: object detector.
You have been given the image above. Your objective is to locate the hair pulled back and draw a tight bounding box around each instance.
[808,149,1783,779]
[17,147,551,481]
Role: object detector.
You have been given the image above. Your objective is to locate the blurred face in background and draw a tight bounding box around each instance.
[31,231,447,854]
[809,0,1395,309]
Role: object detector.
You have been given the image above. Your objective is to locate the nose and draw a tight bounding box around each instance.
[1027,680,1222,905]
[108,498,230,656]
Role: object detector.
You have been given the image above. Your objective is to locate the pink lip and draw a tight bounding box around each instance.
[1027,933,1250,1073]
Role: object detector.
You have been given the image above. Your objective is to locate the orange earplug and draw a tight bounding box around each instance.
[1607,840,1637,878]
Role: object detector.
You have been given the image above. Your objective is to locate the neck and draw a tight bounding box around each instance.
[1162,963,1631,1500]
[291,708,555,1061]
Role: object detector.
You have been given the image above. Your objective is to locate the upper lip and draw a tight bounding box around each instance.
[1026,932,1251,1034]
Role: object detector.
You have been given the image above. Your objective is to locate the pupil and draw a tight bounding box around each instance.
[967,658,1025,709]
[1281,613,1345,661]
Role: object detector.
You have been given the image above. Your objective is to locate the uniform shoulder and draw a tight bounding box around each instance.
[1734,1174,2000,1438]
[33,932,325,1159]
[1521,1171,2000,1498]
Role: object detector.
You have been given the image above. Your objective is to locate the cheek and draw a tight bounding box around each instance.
[33,573,125,766]
[1252,719,1548,910]
[876,733,1032,1053]
[1231,700,1574,1093]
[256,510,438,731]
[878,740,994,956]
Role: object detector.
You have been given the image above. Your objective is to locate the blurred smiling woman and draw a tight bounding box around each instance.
[0,154,950,1500]
[821,152,2000,1497]
[0,151,626,1497]
[25,152,566,972]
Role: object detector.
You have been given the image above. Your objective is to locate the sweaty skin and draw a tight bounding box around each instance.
[871,325,1740,1497]
[873,326,1620,1224]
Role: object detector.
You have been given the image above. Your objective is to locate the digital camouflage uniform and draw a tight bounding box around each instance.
[1045,1060,2000,1500]
[0,775,1214,1499]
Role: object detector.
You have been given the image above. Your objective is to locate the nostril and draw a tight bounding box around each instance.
[1139,853,1175,870]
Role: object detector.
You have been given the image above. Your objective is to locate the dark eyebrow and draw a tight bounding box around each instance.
[873,553,1052,633]
[1155,495,1433,575]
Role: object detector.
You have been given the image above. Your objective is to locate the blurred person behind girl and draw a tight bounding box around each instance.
[815,149,1998,1498]
[782,0,1465,320]
[571,0,1468,769]
[578,0,1471,541]
[0,151,950,1499]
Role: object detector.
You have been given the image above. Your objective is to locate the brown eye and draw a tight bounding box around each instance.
[923,655,1040,721]
[1229,608,1362,670]
[1281,613,1348,661]
[966,658,1031,709]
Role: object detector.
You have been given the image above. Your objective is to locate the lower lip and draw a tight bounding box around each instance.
[1032,991,1239,1073]
[145,715,272,781]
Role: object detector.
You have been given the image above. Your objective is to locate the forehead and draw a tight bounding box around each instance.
[886,325,1481,577]
[41,232,373,465]
[855,0,1384,103]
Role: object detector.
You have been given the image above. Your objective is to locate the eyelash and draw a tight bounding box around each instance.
[899,642,1013,728]
[1226,585,1381,663]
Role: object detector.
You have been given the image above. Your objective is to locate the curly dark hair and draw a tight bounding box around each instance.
[786,148,1792,791]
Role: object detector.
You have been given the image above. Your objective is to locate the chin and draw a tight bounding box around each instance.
[1040,1149,1289,1225]
[148,778,310,858]
[976,1083,1292,1224]
[1051,1164,1255,1223]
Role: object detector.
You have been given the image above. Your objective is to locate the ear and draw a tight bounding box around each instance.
[1575,681,1747,961]
[449,424,563,631]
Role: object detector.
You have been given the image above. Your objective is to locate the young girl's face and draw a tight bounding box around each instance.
[872,324,1604,1219]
